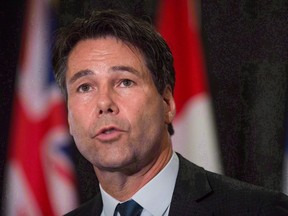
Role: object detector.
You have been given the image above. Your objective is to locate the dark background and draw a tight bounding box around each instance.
[1,0,288,211]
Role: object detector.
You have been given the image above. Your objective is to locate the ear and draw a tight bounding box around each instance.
[162,86,176,124]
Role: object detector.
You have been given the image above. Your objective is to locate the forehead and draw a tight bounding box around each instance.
[67,37,146,68]
[65,37,157,90]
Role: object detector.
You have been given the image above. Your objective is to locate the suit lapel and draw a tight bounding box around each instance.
[85,193,103,216]
[169,154,213,216]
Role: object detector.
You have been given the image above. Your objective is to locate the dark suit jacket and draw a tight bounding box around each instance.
[65,154,288,215]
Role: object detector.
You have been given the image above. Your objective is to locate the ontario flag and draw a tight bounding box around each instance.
[156,0,222,173]
[3,0,78,215]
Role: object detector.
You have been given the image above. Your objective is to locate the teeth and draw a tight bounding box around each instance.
[103,129,114,134]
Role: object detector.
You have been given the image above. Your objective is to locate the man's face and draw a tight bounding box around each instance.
[66,37,175,173]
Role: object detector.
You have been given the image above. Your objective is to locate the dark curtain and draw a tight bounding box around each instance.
[202,0,288,191]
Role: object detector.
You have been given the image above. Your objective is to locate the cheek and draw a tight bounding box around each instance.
[67,99,92,135]
[67,107,89,139]
[67,111,83,144]
[68,111,92,156]
[67,100,79,134]
[127,97,165,133]
[67,111,77,136]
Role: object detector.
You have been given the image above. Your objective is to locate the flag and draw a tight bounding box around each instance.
[4,0,78,215]
[156,0,222,173]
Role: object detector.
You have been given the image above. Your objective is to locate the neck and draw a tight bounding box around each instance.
[94,144,173,201]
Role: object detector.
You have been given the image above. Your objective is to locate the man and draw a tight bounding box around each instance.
[52,10,288,216]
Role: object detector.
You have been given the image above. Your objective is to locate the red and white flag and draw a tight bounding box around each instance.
[156,0,222,173]
[4,0,78,215]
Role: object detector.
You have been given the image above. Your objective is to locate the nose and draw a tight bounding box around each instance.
[96,87,119,116]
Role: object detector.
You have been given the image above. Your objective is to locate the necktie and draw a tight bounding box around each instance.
[114,199,143,216]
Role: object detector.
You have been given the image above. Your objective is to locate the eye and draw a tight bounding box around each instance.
[77,83,92,93]
[119,79,134,87]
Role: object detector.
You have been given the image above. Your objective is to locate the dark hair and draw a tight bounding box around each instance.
[52,9,175,135]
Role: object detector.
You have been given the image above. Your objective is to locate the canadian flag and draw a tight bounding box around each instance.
[156,0,222,173]
[4,0,78,215]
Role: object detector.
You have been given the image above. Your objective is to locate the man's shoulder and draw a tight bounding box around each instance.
[64,195,102,216]
[177,153,282,195]
[207,167,285,198]
[175,153,288,215]
[205,167,288,215]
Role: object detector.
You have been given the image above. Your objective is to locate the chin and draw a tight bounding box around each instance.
[94,155,138,173]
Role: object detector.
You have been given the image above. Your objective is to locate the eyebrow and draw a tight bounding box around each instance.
[68,66,141,85]
[68,69,94,85]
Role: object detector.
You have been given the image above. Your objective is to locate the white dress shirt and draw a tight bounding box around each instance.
[100,152,179,216]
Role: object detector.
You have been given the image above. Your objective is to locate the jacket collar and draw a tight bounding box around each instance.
[87,193,103,216]
[169,153,213,216]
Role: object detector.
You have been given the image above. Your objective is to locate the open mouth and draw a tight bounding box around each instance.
[102,128,117,134]
[95,126,123,142]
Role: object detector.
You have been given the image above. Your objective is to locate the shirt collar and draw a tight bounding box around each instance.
[100,152,179,216]
[100,184,119,216]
